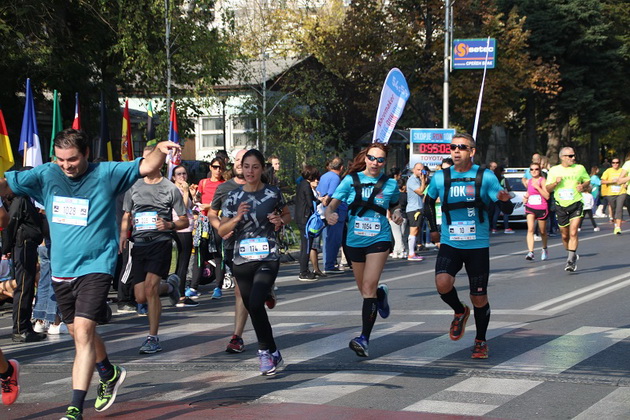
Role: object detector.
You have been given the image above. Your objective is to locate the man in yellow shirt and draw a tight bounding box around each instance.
[546,147,590,272]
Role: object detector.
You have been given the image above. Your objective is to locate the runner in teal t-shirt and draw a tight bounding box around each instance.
[325,143,404,359]
[0,129,181,419]
[424,133,514,360]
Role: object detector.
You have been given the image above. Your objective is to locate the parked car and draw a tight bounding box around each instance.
[502,168,528,223]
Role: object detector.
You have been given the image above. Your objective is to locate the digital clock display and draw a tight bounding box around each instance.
[412,143,451,154]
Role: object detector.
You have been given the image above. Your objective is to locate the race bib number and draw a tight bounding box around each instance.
[239,237,270,260]
[448,220,476,241]
[558,188,574,201]
[611,185,622,193]
[52,196,89,226]
[134,211,158,231]
[354,216,381,237]
[528,194,542,206]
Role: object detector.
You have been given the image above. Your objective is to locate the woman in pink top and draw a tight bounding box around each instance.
[523,162,550,261]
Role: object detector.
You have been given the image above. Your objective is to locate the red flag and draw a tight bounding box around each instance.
[0,107,15,177]
[72,92,81,130]
[121,99,133,161]
[166,101,181,179]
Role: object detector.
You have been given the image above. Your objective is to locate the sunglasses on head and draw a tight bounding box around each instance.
[211,165,222,169]
[366,154,386,164]
[563,154,575,158]
[450,144,473,151]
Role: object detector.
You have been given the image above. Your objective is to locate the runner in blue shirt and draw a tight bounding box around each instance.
[325,143,403,358]
[424,133,513,360]
[0,129,180,420]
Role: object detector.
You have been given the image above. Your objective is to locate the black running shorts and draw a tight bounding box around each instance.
[53,273,112,324]
[555,201,583,227]
[131,239,173,283]
[343,241,392,263]
[435,244,489,296]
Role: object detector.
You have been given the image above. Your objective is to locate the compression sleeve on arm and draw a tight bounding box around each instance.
[423,195,438,232]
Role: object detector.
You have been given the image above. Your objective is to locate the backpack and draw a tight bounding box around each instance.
[441,166,487,226]
[347,172,390,217]
[305,202,325,238]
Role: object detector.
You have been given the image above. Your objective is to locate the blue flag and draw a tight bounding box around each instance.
[18,78,43,167]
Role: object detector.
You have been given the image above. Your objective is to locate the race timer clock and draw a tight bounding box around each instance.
[412,143,451,154]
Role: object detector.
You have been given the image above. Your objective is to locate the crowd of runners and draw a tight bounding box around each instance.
[0,128,627,419]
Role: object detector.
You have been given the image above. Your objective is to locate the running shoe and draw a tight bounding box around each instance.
[534,234,542,241]
[541,248,548,261]
[593,227,600,232]
[176,297,199,307]
[226,335,245,353]
[185,287,200,299]
[222,274,233,289]
[33,320,49,333]
[525,251,534,261]
[491,229,498,234]
[95,365,126,412]
[471,339,489,359]
[258,349,281,375]
[48,322,69,335]
[298,271,318,281]
[166,274,181,306]
[376,284,390,319]
[211,287,223,299]
[614,227,621,235]
[504,228,515,234]
[265,291,276,310]
[117,304,137,313]
[139,336,162,354]
[407,254,424,261]
[564,254,579,272]
[61,406,83,420]
[1,359,19,405]
[349,335,369,357]
[449,303,470,341]
[137,303,148,316]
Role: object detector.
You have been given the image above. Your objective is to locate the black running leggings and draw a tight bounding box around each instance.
[175,232,193,296]
[232,260,280,352]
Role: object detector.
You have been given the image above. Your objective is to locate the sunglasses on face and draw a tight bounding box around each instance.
[612,161,620,164]
[530,168,540,171]
[450,144,473,151]
[563,154,575,158]
[211,165,222,169]
[366,154,386,164]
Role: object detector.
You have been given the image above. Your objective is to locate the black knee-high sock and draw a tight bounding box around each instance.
[439,287,465,313]
[71,389,87,411]
[474,303,491,341]
[361,298,378,340]
[96,356,114,381]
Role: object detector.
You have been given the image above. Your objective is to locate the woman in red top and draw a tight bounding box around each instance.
[198,158,226,215]
[194,157,226,299]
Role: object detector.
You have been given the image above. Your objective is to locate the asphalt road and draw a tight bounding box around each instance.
[1,219,629,419]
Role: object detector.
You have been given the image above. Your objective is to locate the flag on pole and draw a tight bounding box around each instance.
[166,101,181,179]
[98,91,113,161]
[72,92,81,130]
[18,78,43,167]
[50,89,63,159]
[0,107,15,177]
[146,101,156,146]
[372,68,410,144]
[121,99,133,161]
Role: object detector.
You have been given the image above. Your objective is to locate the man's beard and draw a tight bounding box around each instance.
[236,172,245,179]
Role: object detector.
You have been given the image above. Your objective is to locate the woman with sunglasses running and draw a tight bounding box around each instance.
[523,162,550,261]
[219,149,290,375]
[195,157,226,298]
[325,143,403,357]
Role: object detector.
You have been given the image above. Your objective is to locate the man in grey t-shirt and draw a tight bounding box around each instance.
[120,146,188,354]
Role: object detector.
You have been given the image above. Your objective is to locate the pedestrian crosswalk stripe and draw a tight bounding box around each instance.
[403,377,542,415]
[258,371,401,405]
[369,321,526,367]
[573,387,630,419]
[491,326,630,374]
